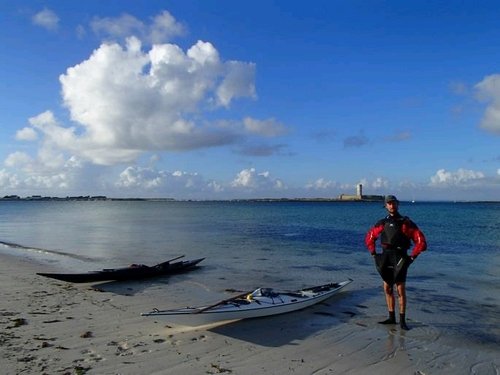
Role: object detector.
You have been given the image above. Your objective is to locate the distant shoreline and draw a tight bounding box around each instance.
[0,195,381,202]
[0,195,498,203]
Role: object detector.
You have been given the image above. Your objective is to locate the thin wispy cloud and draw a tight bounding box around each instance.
[343,134,369,148]
[385,131,412,142]
[90,11,185,44]
[32,8,59,31]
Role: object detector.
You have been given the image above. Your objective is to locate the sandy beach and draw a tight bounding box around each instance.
[1,253,499,375]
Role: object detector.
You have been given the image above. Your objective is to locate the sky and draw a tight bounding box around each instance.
[1,0,500,201]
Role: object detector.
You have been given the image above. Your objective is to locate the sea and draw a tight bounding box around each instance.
[1,200,499,358]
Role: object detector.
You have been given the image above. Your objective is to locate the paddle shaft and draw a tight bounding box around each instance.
[153,255,186,269]
[165,254,185,263]
[195,290,253,313]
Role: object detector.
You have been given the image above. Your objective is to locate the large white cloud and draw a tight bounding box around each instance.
[4,10,292,198]
[22,34,257,165]
[16,11,269,168]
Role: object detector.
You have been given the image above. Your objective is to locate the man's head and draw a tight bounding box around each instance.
[384,195,399,215]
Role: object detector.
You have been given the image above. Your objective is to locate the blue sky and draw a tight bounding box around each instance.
[1,1,500,200]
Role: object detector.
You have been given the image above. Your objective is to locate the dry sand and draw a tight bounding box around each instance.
[1,253,498,375]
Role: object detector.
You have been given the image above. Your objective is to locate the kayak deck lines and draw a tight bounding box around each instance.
[142,279,352,325]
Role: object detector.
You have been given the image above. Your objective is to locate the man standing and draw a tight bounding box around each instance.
[365,195,427,330]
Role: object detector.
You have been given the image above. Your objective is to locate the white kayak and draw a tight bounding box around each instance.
[141,279,352,326]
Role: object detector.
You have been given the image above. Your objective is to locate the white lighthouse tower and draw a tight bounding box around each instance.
[357,184,363,199]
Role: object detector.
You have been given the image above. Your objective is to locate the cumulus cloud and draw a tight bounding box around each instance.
[32,8,59,31]
[111,165,228,197]
[0,153,89,193]
[114,166,292,197]
[0,169,20,190]
[116,166,215,194]
[475,74,500,134]
[3,9,295,199]
[430,168,485,186]
[115,166,289,197]
[230,168,285,191]
[24,173,70,189]
[19,33,259,165]
[12,9,288,176]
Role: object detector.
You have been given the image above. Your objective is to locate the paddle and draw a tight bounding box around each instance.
[194,290,254,314]
[153,255,185,269]
[164,254,185,263]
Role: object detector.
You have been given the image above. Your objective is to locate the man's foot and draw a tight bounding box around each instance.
[379,311,396,324]
[378,317,396,324]
[399,313,409,330]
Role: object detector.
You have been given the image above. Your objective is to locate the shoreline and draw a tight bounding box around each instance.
[2,197,500,204]
[1,253,499,374]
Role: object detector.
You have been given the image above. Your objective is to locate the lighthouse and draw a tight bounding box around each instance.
[357,184,363,199]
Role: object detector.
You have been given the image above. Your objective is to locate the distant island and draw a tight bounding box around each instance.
[0,184,385,203]
[0,195,384,202]
[0,195,174,202]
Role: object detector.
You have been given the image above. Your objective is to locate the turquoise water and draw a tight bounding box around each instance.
[1,200,499,351]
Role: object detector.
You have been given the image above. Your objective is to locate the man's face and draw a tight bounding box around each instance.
[385,200,399,215]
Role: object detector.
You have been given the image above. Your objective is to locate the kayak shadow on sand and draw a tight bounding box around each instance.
[208,288,371,348]
[90,275,181,295]
[89,265,208,296]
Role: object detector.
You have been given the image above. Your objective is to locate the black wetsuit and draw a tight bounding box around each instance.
[371,214,413,284]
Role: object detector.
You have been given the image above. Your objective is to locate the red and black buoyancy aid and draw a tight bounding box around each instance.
[380,214,411,251]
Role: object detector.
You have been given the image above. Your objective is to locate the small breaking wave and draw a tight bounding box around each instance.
[0,240,96,262]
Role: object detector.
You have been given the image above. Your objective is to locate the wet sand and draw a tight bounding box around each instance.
[1,253,498,375]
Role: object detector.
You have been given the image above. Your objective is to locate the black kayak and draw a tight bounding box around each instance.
[36,256,204,283]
